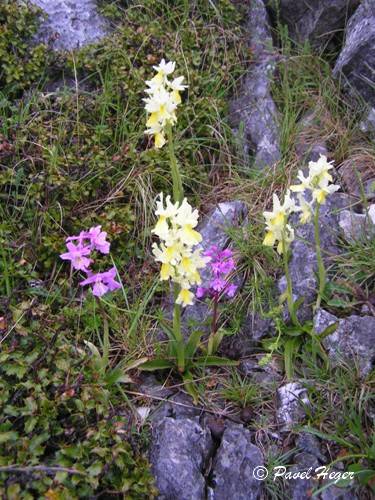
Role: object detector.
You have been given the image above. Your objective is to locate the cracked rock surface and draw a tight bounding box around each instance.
[150,417,213,500]
[266,0,359,49]
[333,0,375,106]
[32,0,108,51]
[314,309,375,377]
[150,408,264,500]
[230,0,280,168]
[208,424,264,500]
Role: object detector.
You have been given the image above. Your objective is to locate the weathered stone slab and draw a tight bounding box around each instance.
[32,0,107,51]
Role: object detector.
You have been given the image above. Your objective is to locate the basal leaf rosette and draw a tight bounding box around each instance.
[152,193,209,306]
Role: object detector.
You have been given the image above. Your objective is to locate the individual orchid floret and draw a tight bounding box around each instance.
[296,193,313,224]
[289,170,312,193]
[152,193,208,307]
[66,225,110,254]
[144,59,188,148]
[152,193,179,240]
[176,287,195,307]
[168,76,188,105]
[196,245,237,300]
[309,155,334,185]
[84,226,110,254]
[153,59,176,77]
[60,242,92,272]
[174,198,201,246]
[290,154,339,206]
[311,179,340,205]
[60,227,119,298]
[263,190,296,254]
[80,267,121,297]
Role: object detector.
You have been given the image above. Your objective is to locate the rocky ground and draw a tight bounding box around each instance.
[0,0,374,498]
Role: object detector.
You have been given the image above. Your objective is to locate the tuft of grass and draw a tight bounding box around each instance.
[220,370,260,408]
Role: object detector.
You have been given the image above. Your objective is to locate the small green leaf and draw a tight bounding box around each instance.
[138,358,175,371]
[284,325,305,337]
[185,329,203,359]
[182,371,199,404]
[316,321,338,339]
[193,356,238,367]
[104,367,131,386]
[88,461,103,477]
[348,464,375,487]
[0,431,19,443]
[284,338,299,379]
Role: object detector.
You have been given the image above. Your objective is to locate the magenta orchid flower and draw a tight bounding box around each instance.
[83,226,110,254]
[66,225,110,254]
[60,226,120,298]
[196,245,237,300]
[60,242,92,272]
[79,267,121,297]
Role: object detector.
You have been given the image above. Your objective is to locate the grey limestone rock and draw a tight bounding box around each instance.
[230,0,280,168]
[333,0,375,106]
[239,356,283,384]
[314,309,375,377]
[288,451,320,500]
[32,0,108,51]
[151,392,201,423]
[219,314,275,359]
[276,382,310,431]
[150,417,213,500]
[267,0,359,49]
[296,433,325,462]
[338,206,375,242]
[208,424,264,500]
[360,107,375,136]
[320,483,358,500]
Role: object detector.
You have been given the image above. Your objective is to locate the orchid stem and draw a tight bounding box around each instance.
[208,296,219,355]
[282,234,299,326]
[166,124,183,203]
[314,203,326,311]
[173,283,185,373]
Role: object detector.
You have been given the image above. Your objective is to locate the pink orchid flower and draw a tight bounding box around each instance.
[60,242,92,272]
[79,267,121,297]
[197,245,237,300]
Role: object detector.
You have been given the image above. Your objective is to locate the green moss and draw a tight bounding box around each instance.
[0,311,156,498]
[0,0,49,96]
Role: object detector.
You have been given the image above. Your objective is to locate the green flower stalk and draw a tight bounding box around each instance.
[313,203,326,310]
[291,155,340,310]
[281,231,299,326]
[263,190,298,325]
[144,59,190,367]
[166,123,184,203]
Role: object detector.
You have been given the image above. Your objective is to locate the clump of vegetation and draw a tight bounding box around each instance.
[0,312,156,498]
[0,0,247,496]
[0,0,48,96]
[0,0,246,301]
